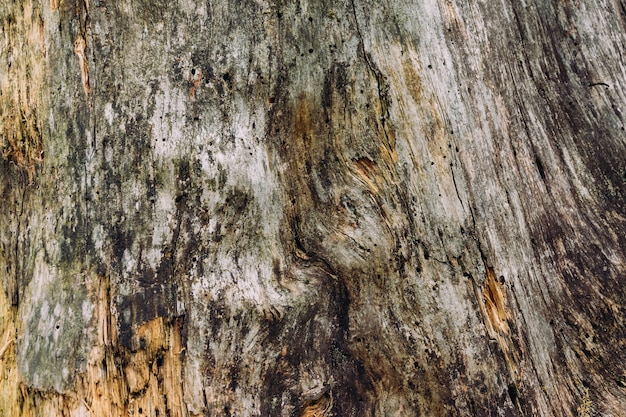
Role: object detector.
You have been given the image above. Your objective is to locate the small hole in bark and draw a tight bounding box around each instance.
[428,64,432,69]
[277,12,282,18]
[138,408,143,414]
[56,325,60,329]
[309,48,314,53]
[308,16,313,22]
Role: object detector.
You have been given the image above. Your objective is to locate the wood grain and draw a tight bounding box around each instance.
[0,0,624,415]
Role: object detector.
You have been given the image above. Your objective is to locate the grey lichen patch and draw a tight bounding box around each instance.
[0,0,48,180]
[17,261,90,391]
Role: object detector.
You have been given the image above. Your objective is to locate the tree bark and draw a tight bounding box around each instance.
[1,0,625,416]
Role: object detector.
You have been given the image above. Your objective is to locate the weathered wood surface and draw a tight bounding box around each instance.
[1,0,625,416]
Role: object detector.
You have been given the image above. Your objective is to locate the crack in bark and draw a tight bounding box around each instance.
[171,194,186,315]
[349,0,391,132]
[79,0,96,259]
[74,0,92,105]
[450,163,465,211]
[12,185,28,306]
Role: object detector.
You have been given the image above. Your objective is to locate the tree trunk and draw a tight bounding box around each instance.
[1,0,625,416]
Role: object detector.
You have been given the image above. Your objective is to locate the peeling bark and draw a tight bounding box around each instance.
[1,0,625,416]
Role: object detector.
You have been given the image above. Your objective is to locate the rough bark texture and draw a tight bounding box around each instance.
[1,0,625,416]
